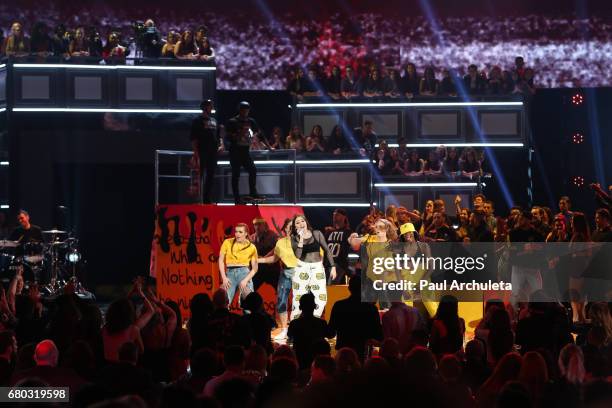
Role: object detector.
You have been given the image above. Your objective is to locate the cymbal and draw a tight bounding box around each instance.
[0,240,19,248]
[42,229,68,234]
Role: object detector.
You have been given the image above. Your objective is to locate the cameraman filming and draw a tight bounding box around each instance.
[136,19,162,58]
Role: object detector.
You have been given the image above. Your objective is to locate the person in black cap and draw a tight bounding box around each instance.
[191,99,220,203]
[225,101,261,204]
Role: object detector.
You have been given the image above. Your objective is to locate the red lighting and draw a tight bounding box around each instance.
[572,133,584,144]
[571,93,584,106]
[572,176,585,187]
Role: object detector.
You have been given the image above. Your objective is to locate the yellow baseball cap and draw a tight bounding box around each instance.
[400,222,416,235]
[252,217,266,224]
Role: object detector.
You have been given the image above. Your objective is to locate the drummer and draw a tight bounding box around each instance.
[9,210,43,247]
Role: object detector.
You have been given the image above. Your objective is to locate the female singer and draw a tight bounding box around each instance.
[290,215,336,320]
[349,218,398,307]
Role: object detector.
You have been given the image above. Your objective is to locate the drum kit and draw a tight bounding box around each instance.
[0,229,85,296]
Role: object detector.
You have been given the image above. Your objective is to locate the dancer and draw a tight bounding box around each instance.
[290,215,336,320]
[258,218,297,339]
[218,223,258,306]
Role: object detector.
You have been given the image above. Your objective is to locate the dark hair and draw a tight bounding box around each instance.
[313,355,336,377]
[571,212,591,241]
[223,345,245,367]
[242,292,263,312]
[105,298,135,334]
[270,357,298,382]
[434,295,462,349]
[190,293,213,319]
[496,381,531,408]
[299,292,316,312]
[166,300,182,337]
[290,214,313,237]
[200,99,213,110]
[190,347,218,378]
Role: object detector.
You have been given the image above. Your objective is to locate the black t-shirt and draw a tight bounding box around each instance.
[325,227,352,270]
[9,225,43,244]
[190,114,219,152]
[287,315,330,369]
[226,115,259,149]
[329,297,383,359]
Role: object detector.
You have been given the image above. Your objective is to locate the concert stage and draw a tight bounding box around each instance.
[151,204,487,333]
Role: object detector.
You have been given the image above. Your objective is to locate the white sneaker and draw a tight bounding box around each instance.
[273,328,288,340]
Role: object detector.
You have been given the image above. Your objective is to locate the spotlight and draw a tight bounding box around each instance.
[572,133,584,144]
[571,93,584,106]
[571,176,585,187]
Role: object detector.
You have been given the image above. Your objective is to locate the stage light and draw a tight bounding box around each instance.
[13,108,203,114]
[0,205,8,209]
[572,133,584,144]
[297,101,523,108]
[571,93,584,106]
[572,176,585,187]
[374,182,478,187]
[13,63,216,71]
[375,143,524,148]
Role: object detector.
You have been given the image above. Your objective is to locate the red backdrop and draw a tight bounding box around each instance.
[150,204,303,318]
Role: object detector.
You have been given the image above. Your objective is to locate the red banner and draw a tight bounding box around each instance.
[151,204,304,318]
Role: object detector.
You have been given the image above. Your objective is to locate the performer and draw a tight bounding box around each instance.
[249,217,278,290]
[218,223,258,305]
[9,209,43,245]
[349,218,398,308]
[290,214,336,320]
[258,218,297,340]
[225,101,262,204]
[190,99,221,204]
[324,208,352,285]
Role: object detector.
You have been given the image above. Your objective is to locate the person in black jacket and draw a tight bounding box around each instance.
[191,99,220,203]
[329,276,383,360]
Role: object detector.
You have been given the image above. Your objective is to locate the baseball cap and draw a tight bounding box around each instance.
[239,101,250,109]
[252,217,266,224]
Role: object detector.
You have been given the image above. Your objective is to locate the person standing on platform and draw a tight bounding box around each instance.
[290,215,336,320]
[225,101,262,205]
[324,208,353,285]
[191,99,220,204]
[258,218,297,340]
[249,217,278,291]
[218,223,258,306]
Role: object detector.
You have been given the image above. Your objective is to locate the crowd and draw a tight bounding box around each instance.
[246,120,489,182]
[286,57,534,100]
[0,5,611,88]
[1,186,611,407]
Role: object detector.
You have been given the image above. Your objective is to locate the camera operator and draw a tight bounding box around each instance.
[135,19,162,59]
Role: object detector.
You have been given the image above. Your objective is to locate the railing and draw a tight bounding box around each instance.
[155,149,298,205]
